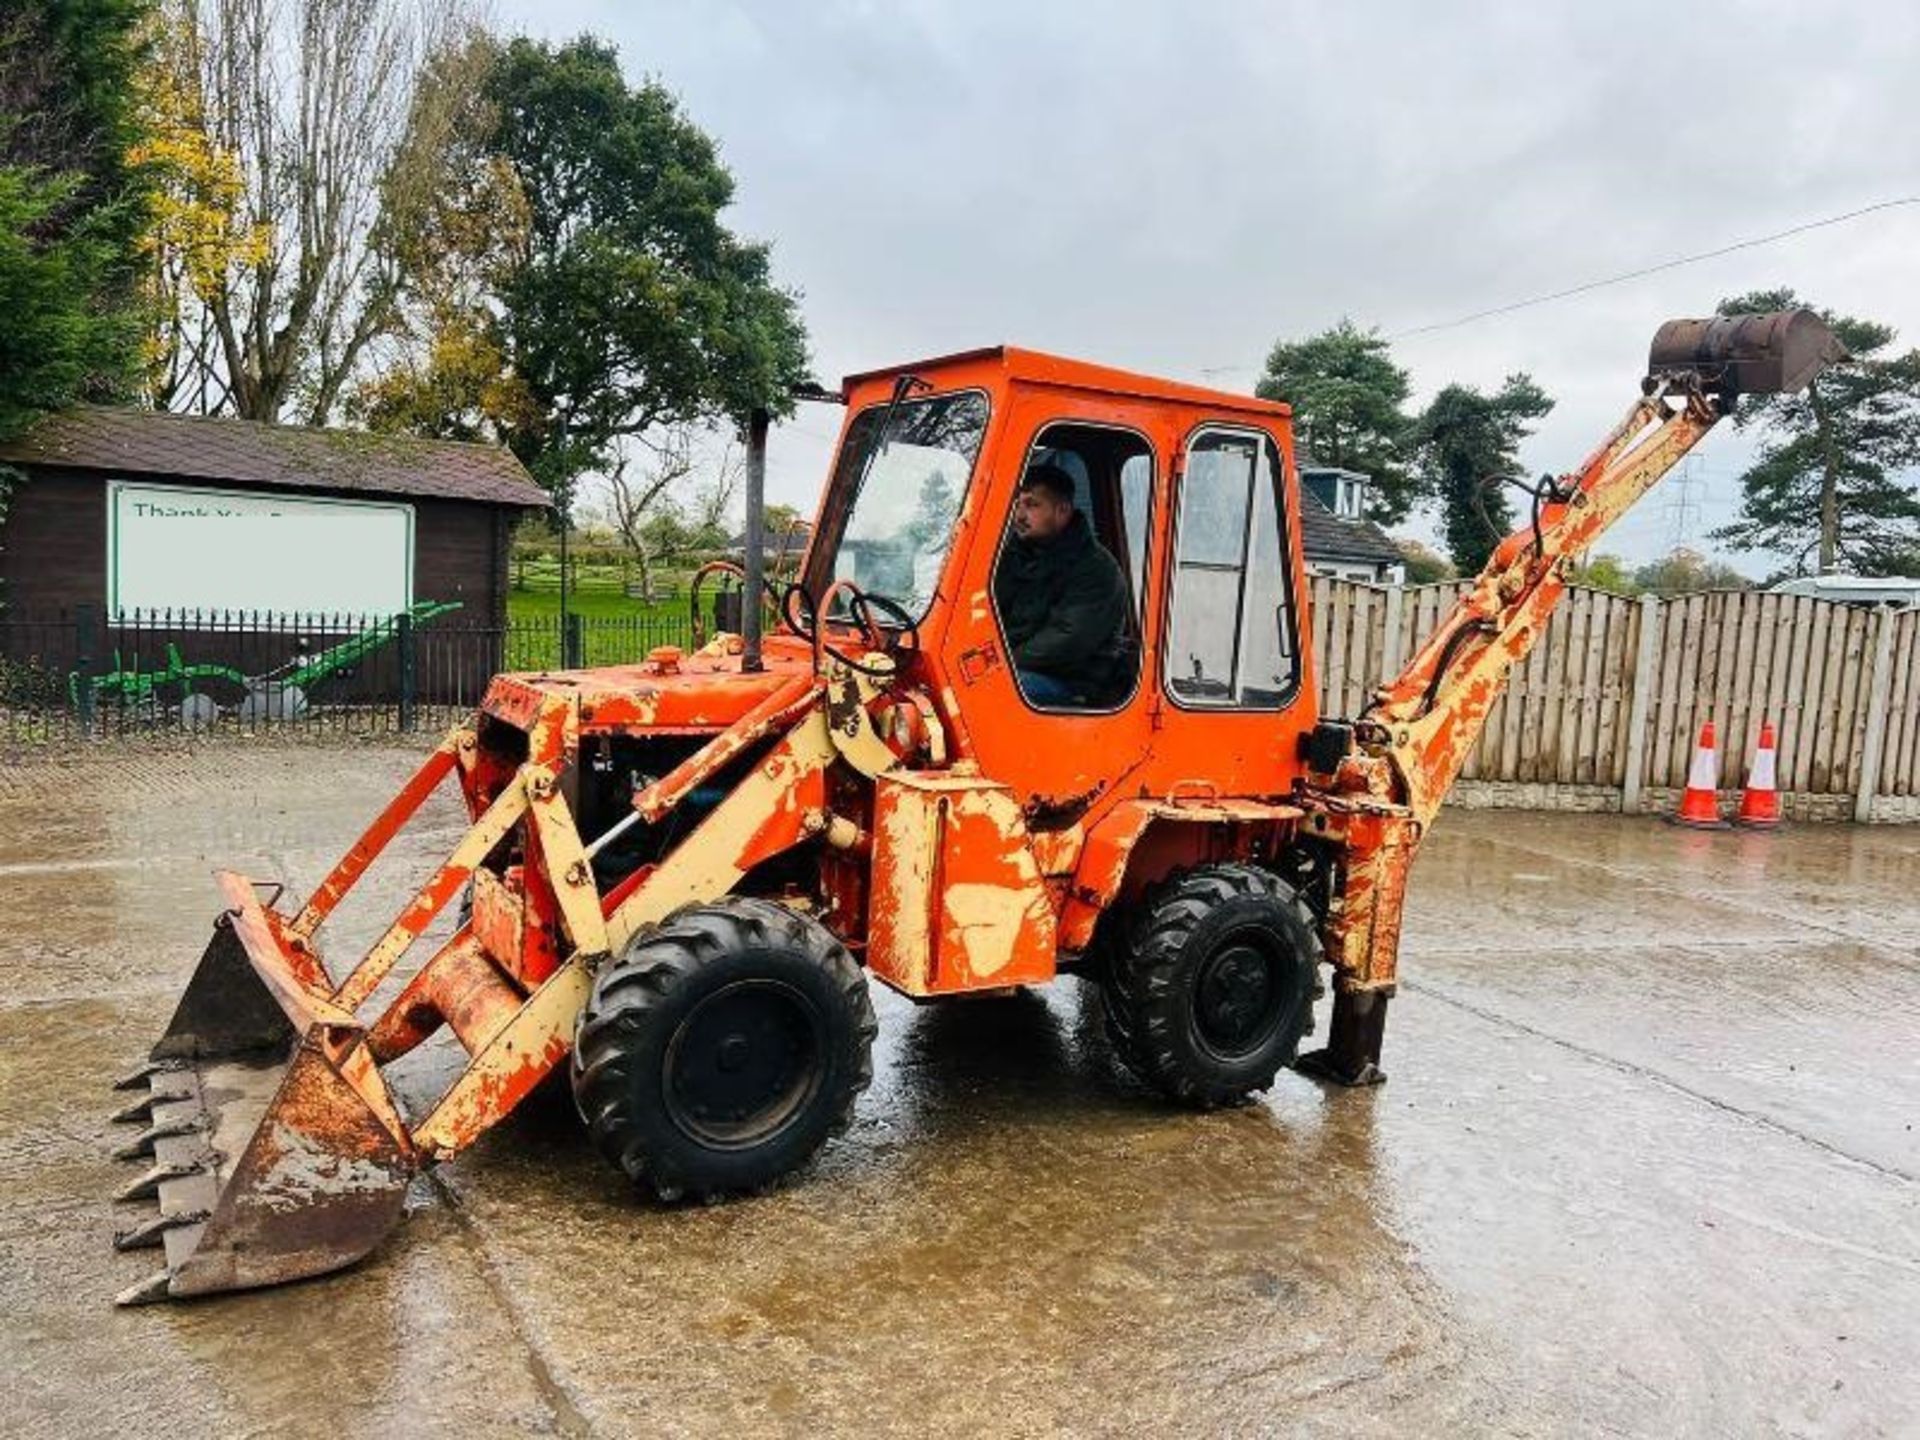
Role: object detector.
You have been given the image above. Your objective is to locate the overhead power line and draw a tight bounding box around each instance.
[1392,195,1920,338]
[1193,194,1918,383]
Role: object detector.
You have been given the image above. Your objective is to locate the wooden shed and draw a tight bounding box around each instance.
[0,406,548,625]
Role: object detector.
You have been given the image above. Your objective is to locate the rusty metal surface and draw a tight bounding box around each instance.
[114,975,414,1305]
[200,874,354,1032]
[605,710,836,953]
[480,637,817,736]
[1294,373,1731,1012]
[415,940,525,1057]
[409,959,594,1158]
[524,773,611,964]
[146,919,298,1063]
[113,872,421,1302]
[867,770,1057,995]
[467,865,559,987]
[288,734,462,944]
[1364,387,1721,830]
[109,664,868,1300]
[1648,308,1847,398]
[1056,798,1303,952]
[331,777,530,1013]
[1312,802,1419,991]
[133,1036,413,1303]
[627,671,817,822]
[821,655,901,778]
[1296,321,1836,1023]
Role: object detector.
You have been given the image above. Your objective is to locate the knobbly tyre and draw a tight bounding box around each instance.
[109,311,1843,1303]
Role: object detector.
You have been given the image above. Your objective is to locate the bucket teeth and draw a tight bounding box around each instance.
[110,1094,157,1126]
[113,1060,180,1092]
[113,1208,210,1253]
[114,1270,176,1307]
[114,1158,206,1204]
[112,1117,204,1162]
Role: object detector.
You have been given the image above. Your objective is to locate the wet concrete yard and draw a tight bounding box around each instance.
[1,745,1915,1436]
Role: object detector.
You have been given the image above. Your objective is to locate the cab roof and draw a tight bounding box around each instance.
[839,346,1289,420]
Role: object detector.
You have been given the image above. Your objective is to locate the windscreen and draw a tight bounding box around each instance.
[818,390,990,619]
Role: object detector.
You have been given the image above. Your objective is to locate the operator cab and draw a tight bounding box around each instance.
[801,346,1317,811]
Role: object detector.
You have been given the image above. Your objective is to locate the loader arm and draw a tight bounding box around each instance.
[104,654,882,1305]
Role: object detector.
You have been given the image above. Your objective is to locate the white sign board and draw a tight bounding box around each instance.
[107,482,415,618]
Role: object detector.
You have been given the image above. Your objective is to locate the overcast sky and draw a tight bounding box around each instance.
[496,0,1920,571]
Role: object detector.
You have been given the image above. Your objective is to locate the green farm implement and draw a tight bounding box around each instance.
[74,602,462,722]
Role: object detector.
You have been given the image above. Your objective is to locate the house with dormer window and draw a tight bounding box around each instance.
[1297,465,1405,584]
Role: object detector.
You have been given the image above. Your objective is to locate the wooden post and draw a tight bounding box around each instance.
[1379,582,1406,688]
[1620,592,1661,813]
[1855,604,1898,823]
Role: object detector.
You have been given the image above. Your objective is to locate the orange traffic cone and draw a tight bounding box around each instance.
[1734,720,1783,829]
[1669,719,1729,829]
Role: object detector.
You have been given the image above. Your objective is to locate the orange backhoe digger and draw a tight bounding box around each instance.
[108,310,1842,1304]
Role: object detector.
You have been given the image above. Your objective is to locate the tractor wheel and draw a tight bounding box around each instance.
[1103,864,1320,1108]
[571,897,876,1202]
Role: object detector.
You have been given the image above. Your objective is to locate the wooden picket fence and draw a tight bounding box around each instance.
[1306,577,1920,821]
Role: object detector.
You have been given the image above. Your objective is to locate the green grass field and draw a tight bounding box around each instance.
[505,551,697,626]
[506,586,687,624]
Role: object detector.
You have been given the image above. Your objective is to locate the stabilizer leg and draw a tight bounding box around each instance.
[1294,985,1390,1087]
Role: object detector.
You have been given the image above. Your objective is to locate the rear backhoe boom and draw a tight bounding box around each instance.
[1293,307,1845,1082]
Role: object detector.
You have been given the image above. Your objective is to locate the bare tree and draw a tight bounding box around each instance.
[603,431,696,603]
[598,428,745,599]
[146,0,479,424]
[692,444,743,540]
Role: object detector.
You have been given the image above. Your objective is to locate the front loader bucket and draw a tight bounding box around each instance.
[109,875,415,1305]
[1648,308,1846,399]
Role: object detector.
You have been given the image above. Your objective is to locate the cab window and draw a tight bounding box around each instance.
[1164,428,1299,708]
[815,390,990,619]
[992,422,1153,711]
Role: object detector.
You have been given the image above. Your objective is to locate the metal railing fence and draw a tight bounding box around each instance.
[0,606,692,743]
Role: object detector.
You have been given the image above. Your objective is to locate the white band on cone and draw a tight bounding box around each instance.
[1687,744,1718,792]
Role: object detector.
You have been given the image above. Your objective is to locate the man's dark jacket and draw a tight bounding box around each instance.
[993,510,1129,695]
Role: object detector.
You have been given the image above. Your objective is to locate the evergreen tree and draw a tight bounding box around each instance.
[1710,288,1920,577]
[1411,376,1553,575]
[1255,320,1417,524]
[0,0,153,440]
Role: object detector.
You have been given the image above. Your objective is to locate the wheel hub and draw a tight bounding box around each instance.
[1193,939,1282,1058]
[664,979,824,1148]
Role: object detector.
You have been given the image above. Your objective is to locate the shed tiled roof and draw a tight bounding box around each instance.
[1298,488,1402,567]
[0,406,549,508]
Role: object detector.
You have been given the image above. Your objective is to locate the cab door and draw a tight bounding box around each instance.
[1137,421,1314,800]
[939,389,1168,824]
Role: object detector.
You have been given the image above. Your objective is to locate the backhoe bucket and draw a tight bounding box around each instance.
[1648,308,1846,399]
[109,874,415,1305]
